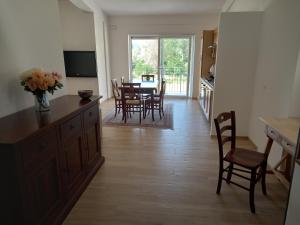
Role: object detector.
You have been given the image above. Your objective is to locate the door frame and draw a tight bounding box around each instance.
[128,34,195,97]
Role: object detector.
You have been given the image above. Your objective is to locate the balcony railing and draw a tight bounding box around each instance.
[131,67,188,96]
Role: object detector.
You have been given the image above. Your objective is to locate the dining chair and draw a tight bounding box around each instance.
[121,83,143,124]
[111,79,122,117]
[141,74,155,82]
[144,79,166,120]
[121,76,125,84]
[214,111,270,213]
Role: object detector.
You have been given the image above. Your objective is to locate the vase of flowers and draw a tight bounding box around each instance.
[21,68,63,112]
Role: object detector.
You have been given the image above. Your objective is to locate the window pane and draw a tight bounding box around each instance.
[131,38,158,80]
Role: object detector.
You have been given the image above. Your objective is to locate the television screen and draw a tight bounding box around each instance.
[63,51,97,77]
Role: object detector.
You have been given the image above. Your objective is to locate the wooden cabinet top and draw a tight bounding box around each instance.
[0,95,102,144]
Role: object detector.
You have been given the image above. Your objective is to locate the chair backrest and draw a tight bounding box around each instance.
[160,79,166,98]
[121,76,125,84]
[111,79,120,98]
[121,83,141,101]
[141,74,155,82]
[214,111,236,158]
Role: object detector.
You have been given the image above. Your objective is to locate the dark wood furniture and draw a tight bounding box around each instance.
[121,83,143,124]
[214,111,269,213]
[119,82,157,123]
[141,74,155,82]
[200,78,213,122]
[0,95,104,225]
[111,79,122,117]
[145,80,166,120]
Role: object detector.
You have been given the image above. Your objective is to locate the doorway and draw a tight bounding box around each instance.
[129,36,193,96]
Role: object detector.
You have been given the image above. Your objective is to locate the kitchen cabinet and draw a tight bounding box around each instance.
[200,79,214,122]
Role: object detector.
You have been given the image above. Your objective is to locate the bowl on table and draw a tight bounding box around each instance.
[78,90,93,100]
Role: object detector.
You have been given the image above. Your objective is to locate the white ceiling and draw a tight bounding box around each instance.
[92,0,226,16]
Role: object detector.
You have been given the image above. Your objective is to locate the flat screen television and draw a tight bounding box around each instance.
[63,51,97,77]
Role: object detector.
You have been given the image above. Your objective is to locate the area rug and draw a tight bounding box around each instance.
[103,104,173,130]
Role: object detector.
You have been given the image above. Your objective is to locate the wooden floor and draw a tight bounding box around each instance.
[63,98,288,225]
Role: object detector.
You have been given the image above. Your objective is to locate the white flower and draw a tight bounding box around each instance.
[20,68,43,80]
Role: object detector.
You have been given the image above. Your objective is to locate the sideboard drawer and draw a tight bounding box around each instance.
[281,138,296,155]
[22,128,57,171]
[61,114,82,142]
[84,104,99,126]
[267,126,281,143]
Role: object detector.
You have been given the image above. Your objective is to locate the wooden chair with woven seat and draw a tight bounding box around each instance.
[121,76,125,84]
[144,79,166,120]
[111,79,122,117]
[141,74,155,82]
[121,83,143,124]
[214,111,270,213]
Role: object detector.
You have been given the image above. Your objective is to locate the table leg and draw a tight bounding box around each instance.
[151,98,154,121]
[264,137,274,156]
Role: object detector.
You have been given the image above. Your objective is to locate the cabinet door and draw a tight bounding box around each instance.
[84,104,101,169]
[60,114,85,196]
[21,129,63,225]
[24,157,62,225]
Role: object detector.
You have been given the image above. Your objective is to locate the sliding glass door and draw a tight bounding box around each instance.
[131,38,159,81]
[129,36,192,96]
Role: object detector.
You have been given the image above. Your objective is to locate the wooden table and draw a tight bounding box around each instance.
[119,81,158,121]
[260,117,300,188]
[131,79,158,92]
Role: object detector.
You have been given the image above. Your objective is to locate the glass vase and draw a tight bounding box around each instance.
[34,92,50,112]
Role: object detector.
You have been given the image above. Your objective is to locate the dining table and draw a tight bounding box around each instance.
[118,79,159,121]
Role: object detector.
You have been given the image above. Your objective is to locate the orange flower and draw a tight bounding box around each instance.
[26,79,37,91]
[52,72,62,81]
[32,70,45,80]
[45,74,56,87]
[37,80,48,90]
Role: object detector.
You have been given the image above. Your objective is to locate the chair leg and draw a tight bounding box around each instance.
[161,101,165,116]
[124,106,127,124]
[152,103,155,121]
[249,169,256,213]
[261,162,267,195]
[139,108,142,124]
[226,163,233,184]
[114,104,117,117]
[216,164,223,194]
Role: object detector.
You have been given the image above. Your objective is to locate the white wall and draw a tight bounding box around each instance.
[58,0,99,95]
[285,163,300,225]
[83,0,111,101]
[0,0,66,118]
[108,14,219,98]
[212,12,262,136]
[249,0,300,165]
[222,0,273,12]
[289,50,300,117]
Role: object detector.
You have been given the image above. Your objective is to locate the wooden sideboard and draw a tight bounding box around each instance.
[0,95,104,225]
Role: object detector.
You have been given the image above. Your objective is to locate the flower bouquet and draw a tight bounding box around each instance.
[21,68,63,111]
